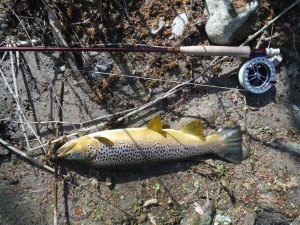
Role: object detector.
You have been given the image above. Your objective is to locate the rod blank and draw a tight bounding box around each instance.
[0,45,280,57]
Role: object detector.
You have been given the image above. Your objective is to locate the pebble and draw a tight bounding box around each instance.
[171,13,189,39]
[181,199,215,225]
[143,198,158,207]
[214,214,232,225]
[151,17,165,35]
[90,53,113,79]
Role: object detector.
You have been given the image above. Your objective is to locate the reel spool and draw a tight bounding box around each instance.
[238,57,276,94]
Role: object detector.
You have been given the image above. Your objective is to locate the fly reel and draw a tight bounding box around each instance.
[238,57,276,94]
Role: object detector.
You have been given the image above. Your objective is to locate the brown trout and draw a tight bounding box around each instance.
[56,115,243,167]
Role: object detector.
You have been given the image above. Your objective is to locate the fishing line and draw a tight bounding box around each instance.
[6,61,245,92]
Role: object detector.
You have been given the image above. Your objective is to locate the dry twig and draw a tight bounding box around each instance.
[242,0,300,45]
[0,68,46,154]
[0,138,54,173]
[7,4,35,46]
[9,45,31,151]
[42,2,93,95]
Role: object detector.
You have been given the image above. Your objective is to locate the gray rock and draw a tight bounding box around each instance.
[204,0,258,44]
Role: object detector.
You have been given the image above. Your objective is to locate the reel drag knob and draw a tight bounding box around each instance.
[238,57,276,94]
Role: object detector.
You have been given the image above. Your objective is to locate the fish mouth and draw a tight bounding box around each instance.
[56,142,76,158]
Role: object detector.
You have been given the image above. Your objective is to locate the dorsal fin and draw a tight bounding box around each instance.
[181,120,204,138]
[94,136,114,146]
[147,115,166,136]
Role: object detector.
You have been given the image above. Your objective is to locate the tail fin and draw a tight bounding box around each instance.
[215,121,243,163]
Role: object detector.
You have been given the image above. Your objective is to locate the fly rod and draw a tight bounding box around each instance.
[0,45,280,57]
[0,44,281,94]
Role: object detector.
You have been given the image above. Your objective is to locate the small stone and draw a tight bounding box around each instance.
[143,198,158,207]
[60,65,66,72]
[214,214,232,225]
[90,178,99,188]
[171,13,188,39]
[151,17,165,35]
[90,53,113,79]
[181,199,215,225]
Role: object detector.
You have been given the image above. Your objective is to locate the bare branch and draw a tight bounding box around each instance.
[0,68,47,154]
[0,138,54,173]
[9,45,32,151]
[7,4,35,46]
[43,3,93,95]
[242,0,300,45]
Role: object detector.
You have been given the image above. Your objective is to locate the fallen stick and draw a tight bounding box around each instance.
[0,138,55,173]
[9,46,32,151]
[7,4,35,46]
[0,68,47,154]
[44,4,93,95]
[242,0,300,45]
[53,164,58,225]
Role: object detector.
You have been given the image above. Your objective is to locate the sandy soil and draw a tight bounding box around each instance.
[0,0,300,224]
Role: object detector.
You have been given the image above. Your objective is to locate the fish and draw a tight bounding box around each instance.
[56,115,243,167]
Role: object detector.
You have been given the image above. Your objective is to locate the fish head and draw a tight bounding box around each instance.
[56,136,100,161]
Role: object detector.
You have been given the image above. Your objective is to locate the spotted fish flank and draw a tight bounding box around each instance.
[56,115,243,167]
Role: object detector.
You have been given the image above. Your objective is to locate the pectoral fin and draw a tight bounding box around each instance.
[147,115,167,137]
[94,136,114,146]
[181,120,205,140]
